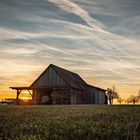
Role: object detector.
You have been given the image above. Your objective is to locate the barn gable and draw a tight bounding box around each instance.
[30,64,68,88]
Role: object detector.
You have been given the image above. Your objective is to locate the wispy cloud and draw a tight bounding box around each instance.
[0,27,76,57]
[47,0,139,59]
[48,0,104,29]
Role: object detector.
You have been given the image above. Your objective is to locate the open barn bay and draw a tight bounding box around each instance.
[0,105,140,140]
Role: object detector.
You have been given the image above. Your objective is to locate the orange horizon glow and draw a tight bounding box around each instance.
[0,65,140,103]
[0,65,139,100]
[0,77,139,104]
[20,97,32,100]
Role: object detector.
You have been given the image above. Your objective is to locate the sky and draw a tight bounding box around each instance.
[0,0,140,100]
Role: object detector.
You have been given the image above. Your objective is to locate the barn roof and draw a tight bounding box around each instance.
[30,64,105,91]
[87,84,106,91]
[51,64,87,90]
[30,64,87,90]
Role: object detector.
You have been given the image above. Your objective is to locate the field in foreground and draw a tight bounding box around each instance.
[0,105,140,140]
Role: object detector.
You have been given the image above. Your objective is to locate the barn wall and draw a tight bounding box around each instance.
[95,89,106,104]
[33,89,53,105]
[86,86,106,104]
[33,89,72,105]
[32,66,68,87]
[32,87,106,105]
[52,89,71,104]
[33,90,42,105]
[85,87,95,104]
[70,89,83,104]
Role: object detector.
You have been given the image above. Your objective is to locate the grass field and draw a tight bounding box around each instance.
[0,105,140,140]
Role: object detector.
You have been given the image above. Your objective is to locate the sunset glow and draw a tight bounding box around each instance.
[0,0,140,101]
[21,97,32,100]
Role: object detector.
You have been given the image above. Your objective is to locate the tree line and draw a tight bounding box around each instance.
[106,86,140,105]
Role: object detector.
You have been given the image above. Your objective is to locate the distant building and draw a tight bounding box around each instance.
[10,64,107,105]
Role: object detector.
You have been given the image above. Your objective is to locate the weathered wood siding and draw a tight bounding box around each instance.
[85,87,95,104]
[33,90,42,105]
[95,89,105,104]
[32,66,68,87]
[70,89,82,104]
[52,90,71,104]
[86,86,106,104]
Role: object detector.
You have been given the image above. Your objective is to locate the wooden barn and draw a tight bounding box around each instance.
[10,64,107,105]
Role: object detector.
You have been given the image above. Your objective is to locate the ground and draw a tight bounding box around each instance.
[0,105,140,140]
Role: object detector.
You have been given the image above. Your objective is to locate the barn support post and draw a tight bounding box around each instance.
[70,89,74,104]
[49,92,52,104]
[51,89,56,104]
[32,90,38,105]
[28,90,33,104]
[16,89,21,105]
[32,90,35,105]
[28,90,33,98]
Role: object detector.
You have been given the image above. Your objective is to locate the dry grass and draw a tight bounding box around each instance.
[0,105,140,140]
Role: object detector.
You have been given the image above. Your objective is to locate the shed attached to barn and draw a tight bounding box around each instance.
[10,64,107,105]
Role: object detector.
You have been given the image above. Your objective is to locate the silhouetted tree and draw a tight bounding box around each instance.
[106,86,119,105]
[129,95,139,105]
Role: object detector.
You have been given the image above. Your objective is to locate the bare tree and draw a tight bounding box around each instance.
[106,86,119,105]
[117,97,124,105]
[129,95,139,105]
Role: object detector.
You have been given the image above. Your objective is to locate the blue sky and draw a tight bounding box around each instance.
[0,0,140,99]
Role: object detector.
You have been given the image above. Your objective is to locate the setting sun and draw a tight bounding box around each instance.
[21,97,32,100]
